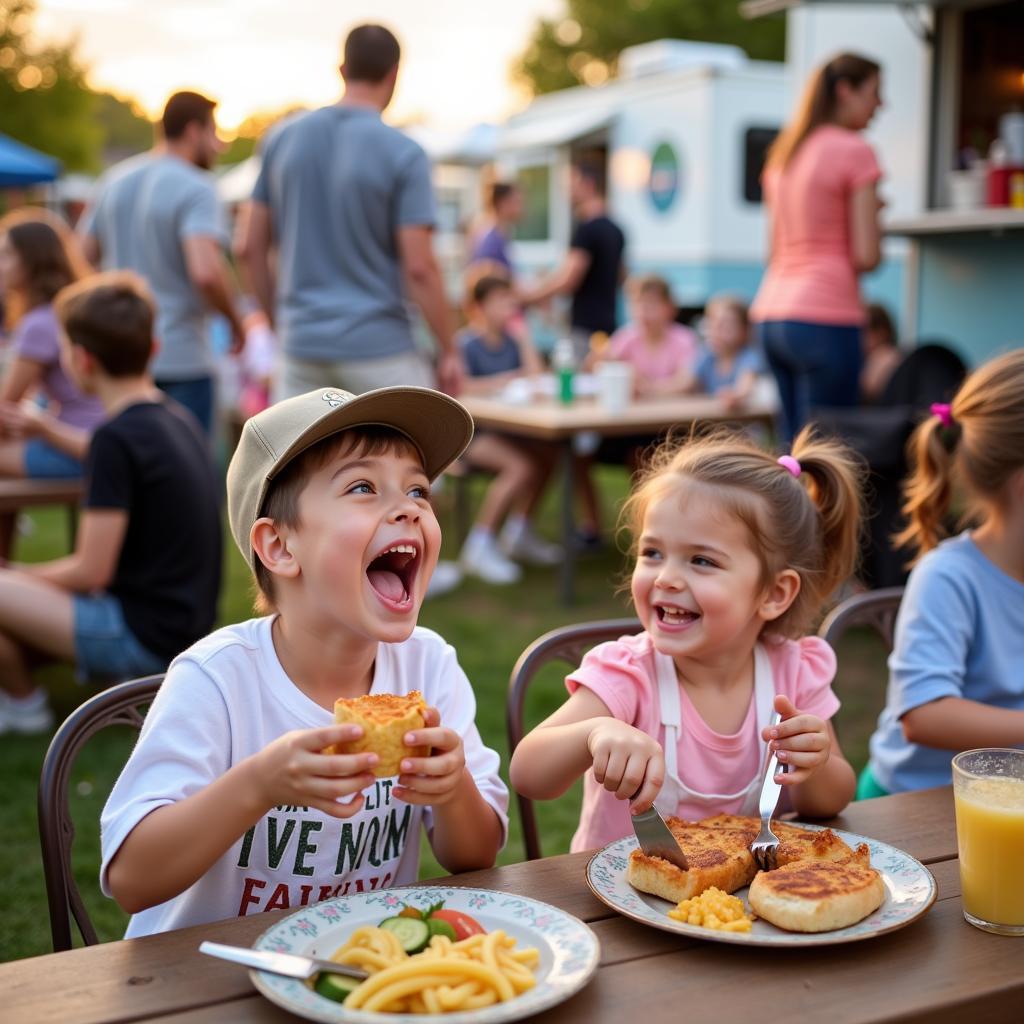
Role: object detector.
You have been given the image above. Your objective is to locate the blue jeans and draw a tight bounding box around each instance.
[757,320,863,443]
[156,376,214,436]
[73,592,166,679]
[24,439,84,479]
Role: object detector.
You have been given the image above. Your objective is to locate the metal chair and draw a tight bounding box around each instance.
[38,674,164,951]
[507,618,641,860]
[818,587,904,653]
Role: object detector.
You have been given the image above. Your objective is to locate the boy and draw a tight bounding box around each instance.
[457,274,558,584]
[100,385,507,936]
[0,271,221,735]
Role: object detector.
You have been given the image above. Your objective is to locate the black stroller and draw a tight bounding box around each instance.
[814,342,967,588]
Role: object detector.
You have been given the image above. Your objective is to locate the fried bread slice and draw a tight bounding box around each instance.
[698,815,862,867]
[747,857,885,932]
[329,692,429,777]
[627,818,758,903]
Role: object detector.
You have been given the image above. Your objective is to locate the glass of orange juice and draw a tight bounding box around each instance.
[952,749,1024,935]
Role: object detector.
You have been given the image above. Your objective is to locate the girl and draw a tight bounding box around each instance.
[750,52,885,442]
[861,349,1024,798]
[510,429,862,852]
[595,275,698,398]
[0,209,105,556]
[694,294,764,411]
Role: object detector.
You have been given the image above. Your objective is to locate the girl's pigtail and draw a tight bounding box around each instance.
[789,426,865,602]
[894,414,956,563]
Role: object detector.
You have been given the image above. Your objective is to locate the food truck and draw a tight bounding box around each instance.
[743,0,1024,365]
[493,40,792,320]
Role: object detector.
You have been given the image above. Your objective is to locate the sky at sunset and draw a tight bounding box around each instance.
[34,0,561,132]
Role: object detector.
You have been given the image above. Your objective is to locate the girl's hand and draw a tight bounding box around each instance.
[763,694,832,786]
[394,707,467,806]
[587,719,665,813]
[249,725,378,819]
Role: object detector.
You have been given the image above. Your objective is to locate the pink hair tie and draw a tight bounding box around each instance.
[930,402,954,428]
[777,455,801,478]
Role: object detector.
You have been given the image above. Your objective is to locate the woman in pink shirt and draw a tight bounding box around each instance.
[510,428,861,851]
[751,53,884,441]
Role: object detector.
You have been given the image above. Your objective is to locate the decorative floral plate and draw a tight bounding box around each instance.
[249,885,600,1022]
[586,822,937,947]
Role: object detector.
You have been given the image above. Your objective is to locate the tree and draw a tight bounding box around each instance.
[0,0,101,171]
[513,0,786,96]
[94,91,153,166]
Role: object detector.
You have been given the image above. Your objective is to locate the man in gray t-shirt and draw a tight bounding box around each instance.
[237,23,461,399]
[80,91,244,435]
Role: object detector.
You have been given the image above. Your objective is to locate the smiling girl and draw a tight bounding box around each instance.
[510,429,863,851]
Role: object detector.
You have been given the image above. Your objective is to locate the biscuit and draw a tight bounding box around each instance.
[329,692,429,777]
[747,857,885,932]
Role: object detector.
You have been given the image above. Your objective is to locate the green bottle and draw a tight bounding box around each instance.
[553,338,575,404]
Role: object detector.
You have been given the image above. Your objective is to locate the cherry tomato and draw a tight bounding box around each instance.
[428,909,485,940]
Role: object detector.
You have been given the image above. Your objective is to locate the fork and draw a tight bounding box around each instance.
[750,711,788,871]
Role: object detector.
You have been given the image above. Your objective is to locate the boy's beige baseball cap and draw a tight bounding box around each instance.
[226,386,474,569]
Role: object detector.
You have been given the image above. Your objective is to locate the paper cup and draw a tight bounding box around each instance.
[596,361,634,414]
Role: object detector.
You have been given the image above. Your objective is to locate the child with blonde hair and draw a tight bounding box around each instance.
[511,429,862,850]
[861,349,1024,797]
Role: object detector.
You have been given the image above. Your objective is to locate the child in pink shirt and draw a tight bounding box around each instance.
[598,275,698,397]
[511,428,862,852]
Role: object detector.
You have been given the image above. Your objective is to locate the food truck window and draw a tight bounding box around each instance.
[956,1,1024,163]
[742,126,779,204]
[514,165,551,242]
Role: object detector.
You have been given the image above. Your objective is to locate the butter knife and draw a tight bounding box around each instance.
[631,804,689,871]
[199,941,369,980]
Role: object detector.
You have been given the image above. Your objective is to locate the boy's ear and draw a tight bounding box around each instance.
[250,517,300,582]
[758,568,801,624]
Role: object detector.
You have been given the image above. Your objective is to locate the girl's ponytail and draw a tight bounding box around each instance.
[894,415,956,562]
[790,426,865,602]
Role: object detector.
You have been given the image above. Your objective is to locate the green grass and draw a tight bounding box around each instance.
[0,470,890,962]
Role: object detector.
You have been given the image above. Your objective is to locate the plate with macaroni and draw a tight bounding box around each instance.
[586,822,936,948]
[249,885,600,1022]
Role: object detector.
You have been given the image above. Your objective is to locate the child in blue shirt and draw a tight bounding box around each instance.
[861,349,1024,796]
[694,294,764,410]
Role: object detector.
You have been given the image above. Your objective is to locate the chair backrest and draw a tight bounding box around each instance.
[818,587,904,654]
[38,674,164,951]
[507,618,641,861]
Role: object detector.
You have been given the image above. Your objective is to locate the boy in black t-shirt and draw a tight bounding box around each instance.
[0,271,221,735]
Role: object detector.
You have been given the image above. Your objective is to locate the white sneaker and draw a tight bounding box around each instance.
[0,688,55,735]
[500,520,563,566]
[425,560,463,598]
[460,531,522,585]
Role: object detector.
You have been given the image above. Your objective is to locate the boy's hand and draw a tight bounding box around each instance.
[587,718,665,813]
[763,694,832,785]
[249,725,378,819]
[393,706,466,806]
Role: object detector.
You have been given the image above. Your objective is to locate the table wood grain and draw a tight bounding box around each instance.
[5,788,1020,1024]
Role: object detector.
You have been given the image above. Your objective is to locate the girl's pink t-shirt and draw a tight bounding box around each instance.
[750,125,882,327]
[565,631,840,853]
[606,323,699,381]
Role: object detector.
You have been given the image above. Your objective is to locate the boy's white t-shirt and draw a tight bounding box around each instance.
[100,617,508,938]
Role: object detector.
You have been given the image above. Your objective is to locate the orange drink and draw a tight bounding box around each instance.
[952,749,1024,936]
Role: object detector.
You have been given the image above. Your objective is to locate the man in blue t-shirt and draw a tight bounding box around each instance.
[238,24,461,400]
[79,91,245,436]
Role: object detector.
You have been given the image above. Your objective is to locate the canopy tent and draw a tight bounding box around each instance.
[0,133,61,187]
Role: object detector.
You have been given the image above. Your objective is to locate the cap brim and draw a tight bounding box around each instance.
[268,386,473,490]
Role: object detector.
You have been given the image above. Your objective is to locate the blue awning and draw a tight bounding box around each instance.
[0,133,61,187]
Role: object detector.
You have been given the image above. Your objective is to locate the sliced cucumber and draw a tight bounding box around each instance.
[379,915,431,953]
[426,916,457,941]
[314,971,360,1003]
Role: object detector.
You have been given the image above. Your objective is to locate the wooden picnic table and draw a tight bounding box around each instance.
[459,391,776,604]
[0,477,82,548]
[5,785,1022,1024]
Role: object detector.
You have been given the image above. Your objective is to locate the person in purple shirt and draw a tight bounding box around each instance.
[468,181,523,278]
[0,210,106,556]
